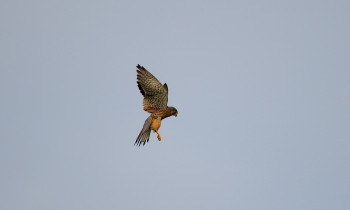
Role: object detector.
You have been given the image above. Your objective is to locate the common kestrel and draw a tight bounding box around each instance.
[135,64,178,146]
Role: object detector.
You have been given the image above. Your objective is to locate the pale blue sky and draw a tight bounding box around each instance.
[1,0,350,209]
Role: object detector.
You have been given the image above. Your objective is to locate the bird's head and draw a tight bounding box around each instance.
[170,107,178,117]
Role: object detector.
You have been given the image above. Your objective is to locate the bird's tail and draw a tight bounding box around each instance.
[135,116,152,146]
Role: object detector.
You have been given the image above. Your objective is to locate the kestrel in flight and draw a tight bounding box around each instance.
[135,64,178,146]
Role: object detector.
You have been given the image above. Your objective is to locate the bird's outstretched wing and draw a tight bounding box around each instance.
[136,64,168,113]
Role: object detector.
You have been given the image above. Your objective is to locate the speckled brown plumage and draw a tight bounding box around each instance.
[135,65,178,146]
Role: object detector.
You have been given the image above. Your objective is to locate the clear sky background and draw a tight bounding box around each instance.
[1,1,349,209]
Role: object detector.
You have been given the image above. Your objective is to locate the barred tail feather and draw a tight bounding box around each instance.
[135,116,152,146]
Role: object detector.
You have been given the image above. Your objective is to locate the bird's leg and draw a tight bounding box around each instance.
[156,130,162,141]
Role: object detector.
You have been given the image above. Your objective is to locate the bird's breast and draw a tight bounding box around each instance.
[150,117,161,131]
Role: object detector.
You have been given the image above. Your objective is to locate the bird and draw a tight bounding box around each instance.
[135,64,178,146]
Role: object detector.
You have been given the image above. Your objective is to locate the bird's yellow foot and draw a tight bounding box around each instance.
[156,131,162,141]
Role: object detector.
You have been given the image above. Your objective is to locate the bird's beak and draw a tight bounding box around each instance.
[174,112,178,117]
